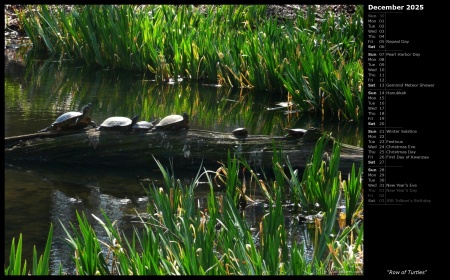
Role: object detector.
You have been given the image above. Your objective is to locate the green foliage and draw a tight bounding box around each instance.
[59,211,111,275]
[18,4,363,121]
[343,164,363,226]
[4,223,54,276]
[6,139,363,275]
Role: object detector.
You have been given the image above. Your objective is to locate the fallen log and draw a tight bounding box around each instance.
[4,128,363,173]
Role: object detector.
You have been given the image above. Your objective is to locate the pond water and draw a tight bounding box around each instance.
[4,54,363,274]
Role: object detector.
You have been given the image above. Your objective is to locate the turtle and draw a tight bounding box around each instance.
[132,120,155,132]
[232,127,248,137]
[98,115,140,131]
[285,128,308,138]
[39,103,96,132]
[154,112,189,130]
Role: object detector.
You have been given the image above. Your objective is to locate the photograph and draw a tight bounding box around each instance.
[4,3,434,276]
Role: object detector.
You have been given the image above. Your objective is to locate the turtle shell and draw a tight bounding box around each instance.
[232,127,248,137]
[99,115,139,131]
[53,111,83,126]
[155,112,189,130]
[286,128,307,137]
[132,121,154,131]
[39,103,95,132]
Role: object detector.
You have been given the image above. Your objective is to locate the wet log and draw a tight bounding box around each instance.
[4,128,363,174]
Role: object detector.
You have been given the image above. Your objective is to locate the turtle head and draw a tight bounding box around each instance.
[76,103,93,124]
[182,112,189,121]
[82,103,93,115]
[131,115,140,125]
[182,112,190,129]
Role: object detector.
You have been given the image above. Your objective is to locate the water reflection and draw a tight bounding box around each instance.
[5,56,363,145]
[4,162,149,272]
[5,56,361,274]
[49,183,150,275]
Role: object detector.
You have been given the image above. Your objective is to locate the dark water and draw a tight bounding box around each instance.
[4,56,362,274]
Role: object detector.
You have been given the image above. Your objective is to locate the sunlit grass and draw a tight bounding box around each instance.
[17,4,363,122]
[4,224,53,276]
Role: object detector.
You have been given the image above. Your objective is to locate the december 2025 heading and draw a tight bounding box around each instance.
[367,4,424,11]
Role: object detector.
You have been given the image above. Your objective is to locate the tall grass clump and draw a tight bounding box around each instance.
[18,4,363,121]
[276,5,363,121]
[251,133,364,274]
[295,134,363,274]
[59,211,111,275]
[4,224,54,276]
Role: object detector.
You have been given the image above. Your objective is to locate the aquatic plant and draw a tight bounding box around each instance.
[5,138,363,275]
[18,5,363,122]
[4,224,53,275]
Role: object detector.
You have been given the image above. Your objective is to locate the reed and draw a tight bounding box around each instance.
[4,223,53,276]
[342,164,363,226]
[59,211,111,275]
